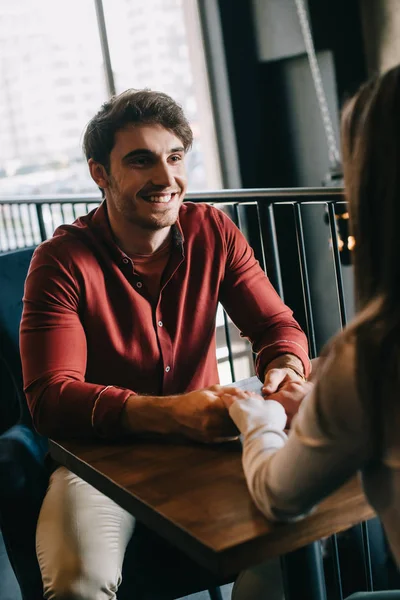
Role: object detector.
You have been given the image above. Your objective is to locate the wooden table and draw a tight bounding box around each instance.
[49,434,375,597]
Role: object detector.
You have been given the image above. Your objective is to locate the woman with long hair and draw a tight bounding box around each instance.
[223,65,400,599]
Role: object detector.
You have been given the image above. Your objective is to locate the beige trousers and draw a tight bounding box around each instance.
[36,466,136,600]
[37,468,284,600]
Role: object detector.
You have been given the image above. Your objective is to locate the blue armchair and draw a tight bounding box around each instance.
[0,247,48,600]
[0,247,227,600]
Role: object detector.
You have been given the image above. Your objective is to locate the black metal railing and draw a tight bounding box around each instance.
[0,188,349,379]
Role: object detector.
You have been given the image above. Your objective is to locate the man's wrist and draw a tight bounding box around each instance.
[264,353,306,381]
[121,393,179,435]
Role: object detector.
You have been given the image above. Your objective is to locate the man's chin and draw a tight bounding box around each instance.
[132,213,179,231]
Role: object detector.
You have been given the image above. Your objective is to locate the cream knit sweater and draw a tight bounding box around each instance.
[229,337,400,566]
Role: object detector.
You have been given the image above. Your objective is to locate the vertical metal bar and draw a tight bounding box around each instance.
[55,203,63,230]
[69,203,76,220]
[361,521,374,591]
[4,205,16,249]
[223,310,236,382]
[281,542,327,600]
[0,204,11,251]
[255,201,268,273]
[327,202,347,328]
[236,203,244,231]
[22,204,34,246]
[49,204,57,234]
[266,203,284,299]
[330,534,344,600]
[67,203,75,222]
[36,203,47,242]
[30,203,41,244]
[16,204,28,247]
[10,203,20,247]
[293,203,317,358]
[255,200,284,299]
[61,203,68,224]
[94,0,116,97]
[50,204,56,232]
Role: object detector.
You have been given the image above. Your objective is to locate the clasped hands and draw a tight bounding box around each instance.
[122,360,313,444]
[178,365,313,444]
[222,366,313,425]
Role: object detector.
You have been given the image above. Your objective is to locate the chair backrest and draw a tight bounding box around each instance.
[0,247,36,428]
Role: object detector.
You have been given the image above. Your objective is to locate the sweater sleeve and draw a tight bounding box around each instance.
[229,338,372,521]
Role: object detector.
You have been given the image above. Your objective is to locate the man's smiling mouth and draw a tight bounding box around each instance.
[141,192,178,204]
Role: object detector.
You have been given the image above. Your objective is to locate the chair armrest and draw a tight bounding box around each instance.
[0,424,48,499]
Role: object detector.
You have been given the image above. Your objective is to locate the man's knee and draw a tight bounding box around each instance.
[43,563,120,600]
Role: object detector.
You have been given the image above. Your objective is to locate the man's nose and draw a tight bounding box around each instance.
[151,161,175,187]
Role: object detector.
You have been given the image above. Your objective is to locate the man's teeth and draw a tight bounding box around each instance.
[148,194,173,203]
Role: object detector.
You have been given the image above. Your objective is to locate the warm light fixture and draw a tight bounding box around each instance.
[332,212,354,266]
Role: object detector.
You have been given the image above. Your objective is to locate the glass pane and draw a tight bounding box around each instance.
[0,0,108,197]
[103,0,223,191]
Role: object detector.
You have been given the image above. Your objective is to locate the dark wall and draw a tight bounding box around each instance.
[216,0,367,188]
[214,1,263,188]
[213,0,366,346]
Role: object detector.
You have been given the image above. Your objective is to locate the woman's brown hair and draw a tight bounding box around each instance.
[341,66,400,314]
[341,65,400,447]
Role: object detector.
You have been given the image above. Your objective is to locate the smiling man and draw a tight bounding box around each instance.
[20,89,310,599]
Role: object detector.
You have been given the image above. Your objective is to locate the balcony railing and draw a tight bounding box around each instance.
[0,188,349,381]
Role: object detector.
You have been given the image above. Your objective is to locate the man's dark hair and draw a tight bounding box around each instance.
[82,89,193,174]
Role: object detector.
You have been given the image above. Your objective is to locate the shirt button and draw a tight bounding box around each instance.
[136,281,143,289]
[158,321,163,327]
[165,365,171,373]
[122,258,129,264]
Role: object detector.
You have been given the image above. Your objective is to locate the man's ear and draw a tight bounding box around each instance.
[88,159,109,190]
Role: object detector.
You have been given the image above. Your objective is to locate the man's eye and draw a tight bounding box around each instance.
[170,155,183,163]
[130,157,149,166]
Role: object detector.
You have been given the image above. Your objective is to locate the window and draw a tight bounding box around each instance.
[0,0,107,196]
[0,0,222,196]
[102,0,222,190]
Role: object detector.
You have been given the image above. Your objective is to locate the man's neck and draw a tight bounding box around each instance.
[127,227,172,256]
[109,217,172,256]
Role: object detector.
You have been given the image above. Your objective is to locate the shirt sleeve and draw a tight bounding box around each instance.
[215,209,310,378]
[229,338,371,521]
[20,242,133,439]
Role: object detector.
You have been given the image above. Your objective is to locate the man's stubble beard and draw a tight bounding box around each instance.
[108,175,181,231]
[113,190,180,231]
[126,208,179,231]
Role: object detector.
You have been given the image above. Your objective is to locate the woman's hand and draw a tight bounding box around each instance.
[221,379,314,427]
[220,389,262,409]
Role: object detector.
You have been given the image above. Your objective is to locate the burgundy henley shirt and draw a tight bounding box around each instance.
[20,201,309,438]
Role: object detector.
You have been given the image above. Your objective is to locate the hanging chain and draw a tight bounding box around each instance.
[293,0,341,168]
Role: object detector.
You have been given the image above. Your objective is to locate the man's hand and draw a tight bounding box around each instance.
[171,385,247,443]
[121,385,249,444]
[262,366,304,396]
[220,380,313,427]
[261,354,311,425]
[265,379,314,426]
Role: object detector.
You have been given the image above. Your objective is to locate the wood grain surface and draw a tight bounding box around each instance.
[50,404,375,578]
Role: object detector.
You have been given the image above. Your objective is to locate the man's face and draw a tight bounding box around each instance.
[98,124,188,232]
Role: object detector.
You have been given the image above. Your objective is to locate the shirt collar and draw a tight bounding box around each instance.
[89,200,184,260]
